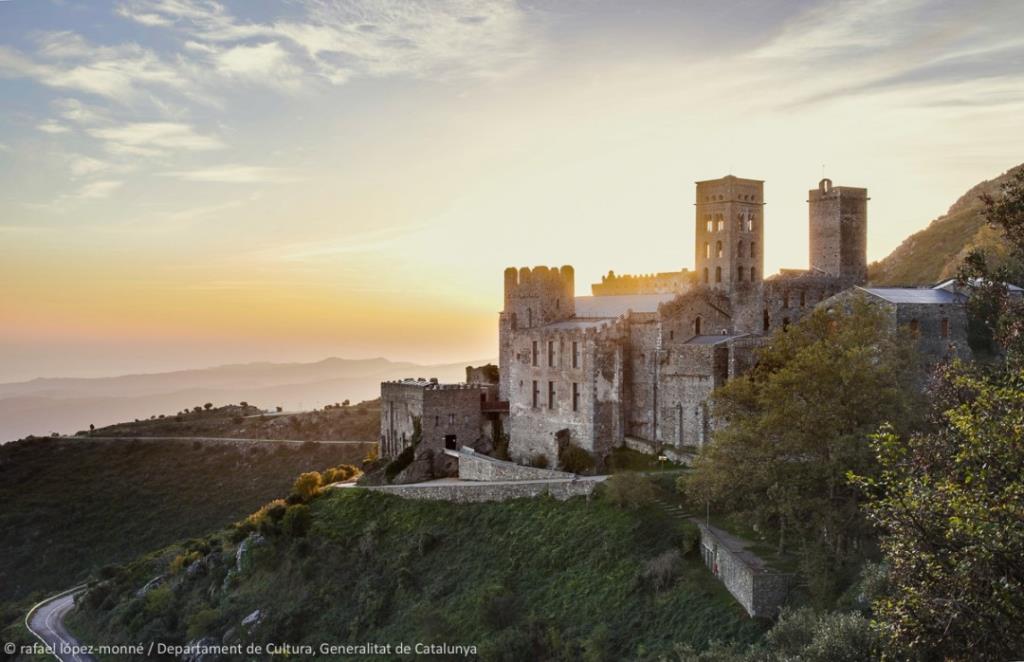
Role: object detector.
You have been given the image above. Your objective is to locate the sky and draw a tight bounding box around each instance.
[1,0,1023,382]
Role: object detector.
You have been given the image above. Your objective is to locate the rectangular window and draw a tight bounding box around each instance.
[532,340,538,366]
[572,382,580,412]
[448,413,455,425]
[548,340,555,367]
[572,341,579,368]
[940,318,950,338]
[548,381,555,409]
[532,380,539,408]
[434,415,439,427]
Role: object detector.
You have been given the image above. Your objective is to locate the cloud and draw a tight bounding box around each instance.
[68,154,116,178]
[37,120,70,134]
[53,98,108,124]
[88,121,224,156]
[213,41,303,90]
[163,164,293,183]
[76,180,124,199]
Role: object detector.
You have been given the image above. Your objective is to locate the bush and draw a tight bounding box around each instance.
[186,607,221,640]
[602,472,655,510]
[679,521,701,557]
[385,446,415,482]
[642,549,681,592]
[559,444,595,474]
[169,550,202,574]
[291,472,322,502]
[282,504,312,537]
[529,453,549,469]
[321,464,359,485]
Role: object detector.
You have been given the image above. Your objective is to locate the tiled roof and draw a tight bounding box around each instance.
[860,287,964,304]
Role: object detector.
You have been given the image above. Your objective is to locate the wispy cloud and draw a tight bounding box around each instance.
[88,121,224,156]
[162,164,293,183]
[76,179,124,199]
[37,120,70,134]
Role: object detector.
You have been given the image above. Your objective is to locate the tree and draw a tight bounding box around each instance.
[681,298,923,601]
[203,402,213,411]
[853,365,1024,660]
[291,472,322,503]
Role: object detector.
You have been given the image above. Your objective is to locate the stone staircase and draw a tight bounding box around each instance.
[653,497,693,522]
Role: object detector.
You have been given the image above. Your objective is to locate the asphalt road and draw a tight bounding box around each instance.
[26,589,96,662]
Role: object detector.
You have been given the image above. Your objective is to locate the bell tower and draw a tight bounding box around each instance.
[694,176,764,292]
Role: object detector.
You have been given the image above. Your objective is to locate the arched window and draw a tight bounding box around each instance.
[800,291,806,308]
[510,312,517,330]
[527,308,532,327]
[750,266,756,281]
[715,266,722,283]
[746,214,755,232]
[763,309,770,331]
[737,266,744,281]
[703,267,709,283]
[704,242,710,259]
[716,241,723,258]
[737,241,745,257]
[706,219,713,233]
[717,218,724,232]
[750,242,757,258]
[694,316,702,335]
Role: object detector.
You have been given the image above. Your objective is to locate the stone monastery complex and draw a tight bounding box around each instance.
[381,175,972,469]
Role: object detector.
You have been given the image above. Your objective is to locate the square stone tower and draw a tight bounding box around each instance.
[809,178,868,285]
[694,175,764,292]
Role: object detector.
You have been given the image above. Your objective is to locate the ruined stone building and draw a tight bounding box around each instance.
[381,176,971,464]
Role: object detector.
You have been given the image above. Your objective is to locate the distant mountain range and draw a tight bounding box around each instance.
[869,163,1023,285]
[0,357,491,442]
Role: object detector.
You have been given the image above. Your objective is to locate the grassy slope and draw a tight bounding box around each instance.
[85,399,380,441]
[869,163,1023,285]
[68,489,764,661]
[0,437,370,606]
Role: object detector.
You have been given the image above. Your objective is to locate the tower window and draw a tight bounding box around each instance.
[717,218,724,232]
[940,318,950,338]
[572,382,580,412]
[715,266,722,283]
[750,242,757,258]
[746,215,754,232]
[737,241,745,257]
[694,316,702,335]
[548,381,556,408]
[532,380,539,408]
[572,341,579,368]
[716,241,723,258]
[527,308,533,327]
[706,219,713,233]
[703,267,709,283]
[547,340,555,367]
[704,242,711,259]
[737,266,744,282]
[532,340,538,366]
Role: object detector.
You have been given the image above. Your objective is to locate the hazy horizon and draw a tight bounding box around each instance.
[3,0,1023,382]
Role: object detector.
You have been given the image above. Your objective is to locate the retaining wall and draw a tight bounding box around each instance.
[696,521,791,619]
[360,477,604,503]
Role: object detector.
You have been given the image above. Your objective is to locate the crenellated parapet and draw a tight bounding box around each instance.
[502,265,575,328]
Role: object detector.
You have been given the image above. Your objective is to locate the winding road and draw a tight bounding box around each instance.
[26,588,96,662]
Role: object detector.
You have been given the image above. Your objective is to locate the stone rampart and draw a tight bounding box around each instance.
[450,448,575,481]
[357,476,604,503]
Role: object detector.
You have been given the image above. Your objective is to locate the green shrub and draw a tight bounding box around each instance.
[169,550,202,574]
[602,472,655,510]
[186,607,222,640]
[385,446,415,481]
[679,521,701,557]
[321,464,359,484]
[529,453,549,469]
[282,504,312,537]
[642,549,681,592]
[559,444,595,474]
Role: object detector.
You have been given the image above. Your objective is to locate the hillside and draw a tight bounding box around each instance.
[86,400,381,442]
[0,356,485,442]
[0,436,373,610]
[65,488,765,660]
[869,163,1023,285]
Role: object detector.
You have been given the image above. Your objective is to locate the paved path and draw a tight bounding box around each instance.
[26,588,96,662]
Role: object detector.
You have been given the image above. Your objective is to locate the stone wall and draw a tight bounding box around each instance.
[421,385,486,453]
[452,449,576,481]
[696,522,791,619]
[591,269,694,295]
[359,476,605,503]
[380,380,426,457]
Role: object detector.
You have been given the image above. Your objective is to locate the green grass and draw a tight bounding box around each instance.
[608,447,688,473]
[68,489,766,661]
